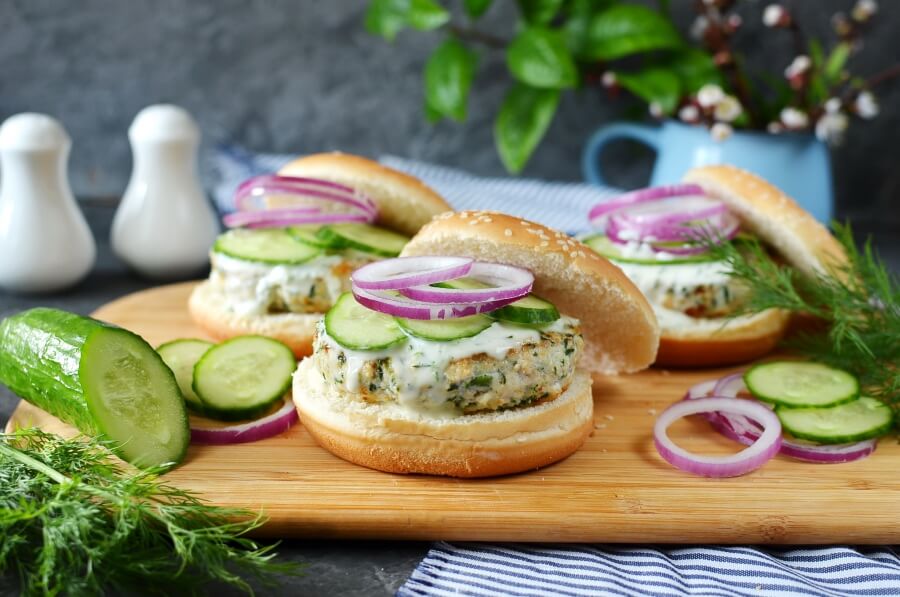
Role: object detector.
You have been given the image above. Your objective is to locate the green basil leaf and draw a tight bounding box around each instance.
[614,68,681,114]
[494,83,561,173]
[825,42,851,84]
[662,47,723,93]
[507,27,578,89]
[424,39,479,121]
[564,0,616,56]
[407,0,451,31]
[517,0,564,24]
[580,4,683,60]
[365,0,410,42]
[464,0,494,18]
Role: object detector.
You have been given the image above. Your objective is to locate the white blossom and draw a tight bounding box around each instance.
[649,102,664,118]
[825,98,842,114]
[815,112,849,144]
[710,122,733,142]
[855,91,879,119]
[784,55,812,79]
[697,84,725,108]
[852,0,878,21]
[763,4,787,27]
[601,72,617,88]
[678,105,700,123]
[780,107,810,129]
[690,16,709,41]
[714,95,743,122]
[767,122,785,134]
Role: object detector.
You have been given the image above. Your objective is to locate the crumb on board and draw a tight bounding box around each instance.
[648,408,657,415]
[604,414,615,421]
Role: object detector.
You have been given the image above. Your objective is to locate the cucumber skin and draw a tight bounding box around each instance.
[0,308,106,435]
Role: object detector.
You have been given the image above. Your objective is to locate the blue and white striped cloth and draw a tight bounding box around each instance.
[208,146,900,597]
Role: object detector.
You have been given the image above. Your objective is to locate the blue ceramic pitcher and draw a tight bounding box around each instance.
[582,120,833,223]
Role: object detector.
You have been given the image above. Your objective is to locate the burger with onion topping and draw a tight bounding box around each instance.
[292,211,659,477]
[189,153,450,356]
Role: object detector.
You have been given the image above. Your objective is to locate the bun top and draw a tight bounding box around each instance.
[683,165,845,277]
[401,210,660,375]
[279,153,451,236]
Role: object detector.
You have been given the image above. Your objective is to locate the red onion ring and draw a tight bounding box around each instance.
[588,183,706,227]
[235,174,377,216]
[352,286,517,320]
[190,398,297,445]
[400,262,534,304]
[351,256,474,291]
[614,196,727,228]
[687,375,878,464]
[223,208,370,229]
[654,397,782,477]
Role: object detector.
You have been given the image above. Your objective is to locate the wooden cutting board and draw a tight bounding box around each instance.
[8,282,900,543]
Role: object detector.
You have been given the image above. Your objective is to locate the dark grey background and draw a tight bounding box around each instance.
[1,0,897,233]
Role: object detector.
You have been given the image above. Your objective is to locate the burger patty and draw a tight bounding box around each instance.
[614,259,748,318]
[314,318,584,414]
[210,251,375,315]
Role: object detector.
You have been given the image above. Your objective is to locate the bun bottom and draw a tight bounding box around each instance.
[654,307,790,368]
[293,358,594,478]
[188,281,318,357]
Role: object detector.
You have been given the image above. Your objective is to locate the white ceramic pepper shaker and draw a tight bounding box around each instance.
[111,104,219,280]
[0,113,96,293]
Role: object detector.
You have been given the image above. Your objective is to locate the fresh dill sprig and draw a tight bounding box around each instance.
[704,223,900,404]
[0,428,303,596]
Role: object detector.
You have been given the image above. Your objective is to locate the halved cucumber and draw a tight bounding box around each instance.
[193,336,296,421]
[397,314,493,341]
[0,308,190,468]
[435,278,560,326]
[583,234,718,265]
[214,228,321,264]
[157,339,213,411]
[744,361,859,408]
[325,292,407,350]
[490,294,560,325]
[288,224,337,249]
[777,397,894,444]
[316,223,409,257]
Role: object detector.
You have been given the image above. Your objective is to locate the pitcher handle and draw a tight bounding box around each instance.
[582,123,660,187]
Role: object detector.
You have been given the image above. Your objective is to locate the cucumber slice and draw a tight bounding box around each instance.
[214,228,321,264]
[777,397,894,444]
[316,223,409,257]
[0,308,189,468]
[490,294,560,325]
[435,278,561,325]
[192,336,296,421]
[157,339,213,412]
[583,234,718,265]
[324,292,407,350]
[744,361,859,408]
[288,224,337,249]
[397,315,493,341]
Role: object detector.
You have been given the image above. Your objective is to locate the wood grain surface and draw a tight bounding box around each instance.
[8,282,900,543]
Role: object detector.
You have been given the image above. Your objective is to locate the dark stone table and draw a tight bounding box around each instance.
[1,202,897,595]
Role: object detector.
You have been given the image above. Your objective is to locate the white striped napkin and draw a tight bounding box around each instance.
[207,146,900,597]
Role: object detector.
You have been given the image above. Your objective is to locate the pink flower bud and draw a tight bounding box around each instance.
[763,4,791,27]
[679,105,700,123]
[601,72,617,89]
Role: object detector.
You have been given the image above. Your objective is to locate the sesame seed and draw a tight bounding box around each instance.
[504,229,512,237]
[540,241,549,247]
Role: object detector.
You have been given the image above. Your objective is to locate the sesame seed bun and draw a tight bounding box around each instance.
[401,210,661,375]
[652,165,846,367]
[189,153,452,355]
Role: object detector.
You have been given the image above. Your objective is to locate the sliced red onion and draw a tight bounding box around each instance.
[352,286,516,320]
[235,174,377,216]
[608,210,739,245]
[223,208,371,229]
[401,262,534,304]
[688,374,878,464]
[351,256,474,291]
[190,398,297,445]
[615,196,727,228]
[588,183,706,227]
[654,397,782,477]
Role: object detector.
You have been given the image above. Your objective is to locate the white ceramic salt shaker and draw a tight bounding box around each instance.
[0,113,96,293]
[111,104,219,280]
